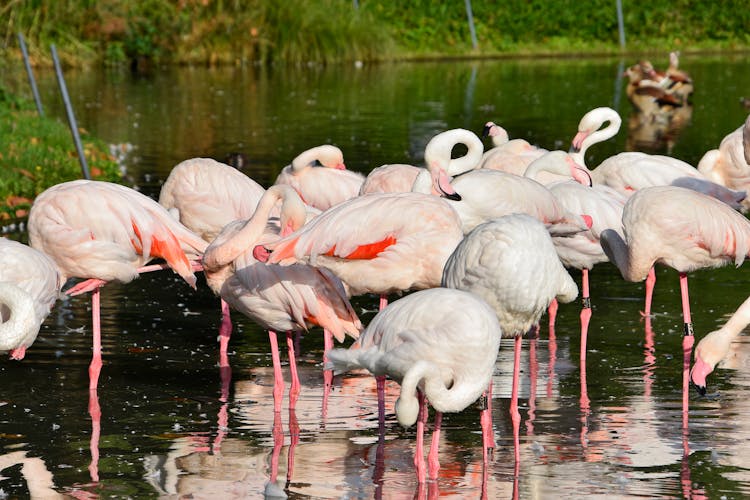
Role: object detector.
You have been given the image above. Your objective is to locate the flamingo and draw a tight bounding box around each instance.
[568,106,746,209]
[691,294,750,395]
[0,238,62,359]
[27,180,208,389]
[273,145,365,210]
[159,157,320,362]
[254,191,464,298]
[325,287,502,483]
[359,163,421,195]
[479,121,550,178]
[202,184,362,411]
[158,157,267,242]
[697,114,750,211]
[599,185,750,423]
[523,151,626,349]
[412,128,592,236]
[441,214,578,464]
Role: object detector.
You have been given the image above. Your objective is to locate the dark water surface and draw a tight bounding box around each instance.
[2,54,750,498]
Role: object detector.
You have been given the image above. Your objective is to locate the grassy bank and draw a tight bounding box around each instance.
[2,1,749,68]
[0,86,122,219]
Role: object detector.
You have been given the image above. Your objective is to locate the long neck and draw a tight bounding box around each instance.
[425,129,483,176]
[720,295,750,338]
[395,359,483,426]
[599,228,652,282]
[202,185,301,270]
[0,283,39,351]
[570,111,622,167]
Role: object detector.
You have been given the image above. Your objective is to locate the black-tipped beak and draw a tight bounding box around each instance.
[569,145,581,154]
[482,124,492,137]
[692,381,707,396]
[444,191,462,201]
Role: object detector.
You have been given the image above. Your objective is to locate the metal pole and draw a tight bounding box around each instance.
[17,32,44,117]
[465,0,478,50]
[51,44,91,180]
[353,0,358,9]
[616,0,626,50]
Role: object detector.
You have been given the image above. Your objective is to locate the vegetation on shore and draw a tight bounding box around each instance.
[1,0,749,68]
[0,86,122,219]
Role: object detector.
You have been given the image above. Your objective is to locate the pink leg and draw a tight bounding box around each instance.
[88,389,101,483]
[679,273,694,429]
[641,267,656,317]
[286,332,300,409]
[480,381,495,454]
[547,321,557,399]
[89,287,103,390]
[580,268,592,365]
[414,391,428,484]
[66,278,107,296]
[219,299,232,366]
[428,411,442,479]
[379,294,388,311]
[547,298,558,330]
[8,345,26,360]
[580,343,590,450]
[510,336,522,466]
[268,330,284,413]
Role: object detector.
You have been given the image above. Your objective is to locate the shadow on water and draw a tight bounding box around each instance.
[2,53,750,498]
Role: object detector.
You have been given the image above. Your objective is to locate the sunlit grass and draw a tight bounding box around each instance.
[0,88,121,219]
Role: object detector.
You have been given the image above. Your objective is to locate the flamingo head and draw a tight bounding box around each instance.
[570,131,589,153]
[428,161,461,201]
[690,327,732,396]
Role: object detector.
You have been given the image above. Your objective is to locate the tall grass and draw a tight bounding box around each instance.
[2,0,750,68]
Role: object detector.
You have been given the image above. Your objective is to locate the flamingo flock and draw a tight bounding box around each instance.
[3,102,750,495]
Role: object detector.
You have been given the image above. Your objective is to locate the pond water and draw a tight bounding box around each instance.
[2,53,750,499]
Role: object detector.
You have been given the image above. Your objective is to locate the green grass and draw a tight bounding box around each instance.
[3,0,750,68]
[0,86,122,219]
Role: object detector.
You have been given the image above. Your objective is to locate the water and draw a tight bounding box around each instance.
[3,53,750,498]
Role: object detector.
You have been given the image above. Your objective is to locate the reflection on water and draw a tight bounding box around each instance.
[2,55,750,498]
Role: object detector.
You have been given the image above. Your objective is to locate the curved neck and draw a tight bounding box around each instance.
[291,145,343,172]
[202,185,305,270]
[570,109,622,166]
[0,283,38,351]
[599,229,652,282]
[425,128,483,176]
[397,359,484,425]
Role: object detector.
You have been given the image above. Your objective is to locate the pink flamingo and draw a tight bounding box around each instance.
[202,184,362,412]
[325,288,502,484]
[691,294,750,395]
[479,121,551,178]
[697,114,750,211]
[412,128,592,236]
[442,213,578,465]
[254,190,464,418]
[255,191,464,298]
[28,180,208,389]
[159,157,267,242]
[568,107,745,209]
[273,145,365,210]
[0,238,62,359]
[524,151,626,357]
[359,163,420,195]
[158,157,320,363]
[600,185,750,423]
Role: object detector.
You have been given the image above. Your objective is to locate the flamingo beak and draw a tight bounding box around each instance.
[253,245,271,262]
[570,131,589,153]
[432,166,461,201]
[482,123,493,137]
[689,357,713,396]
[334,162,347,171]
